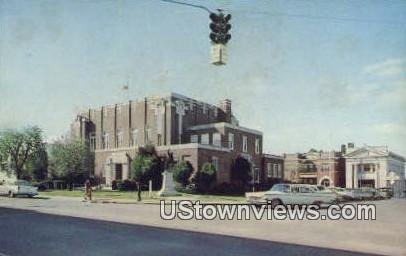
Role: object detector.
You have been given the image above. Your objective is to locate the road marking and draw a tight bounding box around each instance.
[0,252,11,256]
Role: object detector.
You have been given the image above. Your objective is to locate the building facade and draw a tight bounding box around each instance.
[283,149,345,187]
[344,144,406,198]
[71,93,265,187]
[261,154,284,189]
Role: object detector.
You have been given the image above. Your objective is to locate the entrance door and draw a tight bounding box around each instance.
[115,164,123,180]
[360,179,375,188]
[321,179,331,187]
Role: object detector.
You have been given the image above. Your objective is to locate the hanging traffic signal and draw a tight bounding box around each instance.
[209,11,232,45]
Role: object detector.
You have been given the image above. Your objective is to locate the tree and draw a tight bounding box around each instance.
[230,156,252,188]
[48,140,94,189]
[190,162,216,193]
[130,146,163,201]
[24,146,48,181]
[171,161,193,187]
[0,126,45,179]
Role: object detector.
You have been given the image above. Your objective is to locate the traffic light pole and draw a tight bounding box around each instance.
[160,0,231,65]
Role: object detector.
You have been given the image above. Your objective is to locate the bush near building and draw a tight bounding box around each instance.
[230,156,252,190]
[172,161,194,187]
[190,162,217,194]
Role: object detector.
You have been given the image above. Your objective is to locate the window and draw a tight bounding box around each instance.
[212,156,219,172]
[267,163,273,177]
[191,134,198,143]
[213,133,221,147]
[242,136,248,152]
[182,155,191,161]
[131,129,138,146]
[274,164,279,177]
[321,163,330,172]
[228,133,234,150]
[201,133,209,145]
[89,133,96,151]
[271,184,290,193]
[116,130,123,148]
[299,187,310,193]
[255,138,260,154]
[157,134,162,146]
[363,164,375,172]
[254,167,260,183]
[101,132,109,149]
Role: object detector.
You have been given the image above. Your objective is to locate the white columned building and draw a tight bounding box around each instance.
[344,145,406,198]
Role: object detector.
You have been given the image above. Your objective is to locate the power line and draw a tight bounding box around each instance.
[228,10,405,26]
[158,0,405,26]
[160,0,212,13]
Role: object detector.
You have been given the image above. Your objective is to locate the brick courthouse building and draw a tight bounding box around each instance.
[71,93,280,187]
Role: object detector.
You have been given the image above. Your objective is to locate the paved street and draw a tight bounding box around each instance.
[0,196,405,255]
[0,207,377,256]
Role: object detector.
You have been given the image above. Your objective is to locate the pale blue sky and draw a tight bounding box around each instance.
[1,0,405,155]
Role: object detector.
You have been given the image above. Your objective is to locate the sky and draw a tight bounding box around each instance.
[0,0,405,156]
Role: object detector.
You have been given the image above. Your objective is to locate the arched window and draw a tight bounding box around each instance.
[321,178,331,187]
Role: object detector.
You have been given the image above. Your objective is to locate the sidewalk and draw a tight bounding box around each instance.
[41,194,246,205]
[1,196,405,256]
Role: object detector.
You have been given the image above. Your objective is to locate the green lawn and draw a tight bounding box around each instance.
[39,190,246,203]
[39,190,154,199]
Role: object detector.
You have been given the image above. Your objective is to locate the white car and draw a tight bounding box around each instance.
[0,180,38,198]
[262,184,338,207]
[328,187,356,201]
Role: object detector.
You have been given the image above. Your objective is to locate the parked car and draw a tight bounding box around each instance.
[377,187,393,199]
[246,184,338,207]
[0,180,38,198]
[328,187,356,201]
[352,187,383,200]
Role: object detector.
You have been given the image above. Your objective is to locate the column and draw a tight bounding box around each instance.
[106,159,114,186]
[122,163,129,180]
[174,100,186,144]
[155,100,166,138]
[354,164,358,188]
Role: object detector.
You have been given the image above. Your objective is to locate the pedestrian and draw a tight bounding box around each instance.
[84,179,92,202]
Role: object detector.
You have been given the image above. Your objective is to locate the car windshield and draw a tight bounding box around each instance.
[15,180,30,186]
[271,184,290,193]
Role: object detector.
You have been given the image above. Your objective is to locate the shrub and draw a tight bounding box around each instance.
[175,183,197,194]
[172,161,193,186]
[117,179,137,191]
[212,182,245,195]
[112,180,118,190]
[230,156,252,187]
[190,162,216,194]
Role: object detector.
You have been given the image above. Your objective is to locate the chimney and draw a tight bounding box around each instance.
[341,144,346,154]
[218,99,232,122]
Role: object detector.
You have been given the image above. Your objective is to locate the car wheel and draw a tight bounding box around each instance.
[8,191,15,198]
[312,201,322,208]
[27,195,33,198]
[270,199,282,208]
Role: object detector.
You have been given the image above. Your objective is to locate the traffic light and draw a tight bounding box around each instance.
[209,11,232,45]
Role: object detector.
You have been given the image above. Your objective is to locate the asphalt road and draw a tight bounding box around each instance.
[0,207,377,256]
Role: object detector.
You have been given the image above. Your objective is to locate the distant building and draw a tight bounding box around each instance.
[71,93,266,187]
[283,148,345,187]
[261,154,284,188]
[344,144,406,198]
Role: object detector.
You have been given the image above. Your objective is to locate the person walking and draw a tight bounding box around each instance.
[84,179,92,202]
